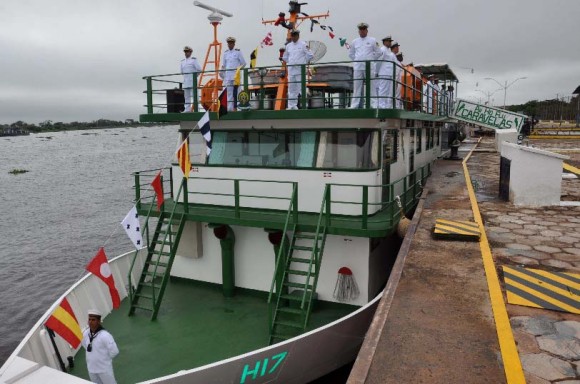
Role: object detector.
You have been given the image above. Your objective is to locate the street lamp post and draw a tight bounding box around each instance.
[484,77,527,109]
[475,89,501,106]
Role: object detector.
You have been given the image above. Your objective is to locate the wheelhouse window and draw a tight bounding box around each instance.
[416,128,422,154]
[316,130,379,169]
[190,129,379,170]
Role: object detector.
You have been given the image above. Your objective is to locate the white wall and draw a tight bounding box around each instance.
[171,224,370,306]
[172,166,382,215]
[501,142,568,206]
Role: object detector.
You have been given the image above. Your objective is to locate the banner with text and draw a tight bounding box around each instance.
[452,99,526,131]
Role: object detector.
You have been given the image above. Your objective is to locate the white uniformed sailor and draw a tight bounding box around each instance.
[220,37,246,111]
[282,30,314,110]
[373,36,397,109]
[81,309,119,384]
[348,23,382,109]
[423,74,435,114]
[180,46,202,112]
[394,50,404,109]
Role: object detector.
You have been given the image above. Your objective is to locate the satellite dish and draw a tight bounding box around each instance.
[193,1,233,23]
[308,41,327,63]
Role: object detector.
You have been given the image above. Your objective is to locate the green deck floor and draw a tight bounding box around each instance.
[69,278,356,383]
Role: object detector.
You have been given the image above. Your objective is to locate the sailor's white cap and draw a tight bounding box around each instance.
[88,309,102,317]
[391,41,400,49]
[183,46,192,52]
[357,22,369,29]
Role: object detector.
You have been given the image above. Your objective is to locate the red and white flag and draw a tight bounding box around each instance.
[86,248,121,309]
[260,32,273,48]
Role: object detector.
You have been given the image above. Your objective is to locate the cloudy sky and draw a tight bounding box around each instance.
[1,0,579,124]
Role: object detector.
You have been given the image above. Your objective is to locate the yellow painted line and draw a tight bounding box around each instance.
[463,138,526,384]
[563,162,580,176]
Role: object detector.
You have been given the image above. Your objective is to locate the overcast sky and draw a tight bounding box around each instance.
[1,0,579,124]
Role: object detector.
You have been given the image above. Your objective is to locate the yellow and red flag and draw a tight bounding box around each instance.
[177,138,191,179]
[44,298,83,348]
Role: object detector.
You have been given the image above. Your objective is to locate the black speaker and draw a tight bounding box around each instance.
[167,89,185,113]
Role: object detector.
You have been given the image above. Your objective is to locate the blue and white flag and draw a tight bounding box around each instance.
[198,111,212,156]
[121,206,144,249]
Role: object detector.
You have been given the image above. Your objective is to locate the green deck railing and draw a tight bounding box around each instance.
[142,59,454,116]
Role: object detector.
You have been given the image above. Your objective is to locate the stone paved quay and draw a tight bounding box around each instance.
[471,137,580,384]
[349,136,580,384]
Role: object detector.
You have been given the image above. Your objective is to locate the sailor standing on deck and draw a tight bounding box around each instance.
[423,74,435,113]
[390,42,403,109]
[282,30,314,110]
[373,36,397,109]
[395,51,405,109]
[180,46,202,112]
[81,309,119,384]
[220,37,246,111]
[349,23,381,109]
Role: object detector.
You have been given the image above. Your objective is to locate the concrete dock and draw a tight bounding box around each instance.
[348,136,580,383]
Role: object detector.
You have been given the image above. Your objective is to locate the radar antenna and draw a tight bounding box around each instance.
[193,1,233,111]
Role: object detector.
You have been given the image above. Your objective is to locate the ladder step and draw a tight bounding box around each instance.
[277,307,305,315]
[287,269,316,277]
[280,293,305,302]
[145,260,169,268]
[292,245,313,252]
[135,293,154,300]
[140,282,161,289]
[131,305,153,312]
[290,257,311,264]
[283,282,313,290]
[274,320,303,329]
[294,233,316,239]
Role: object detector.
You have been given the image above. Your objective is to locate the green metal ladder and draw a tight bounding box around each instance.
[129,205,186,320]
[268,225,327,344]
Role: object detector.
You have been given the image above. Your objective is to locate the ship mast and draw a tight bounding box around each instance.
[262,1,329,110]
[194,1,233,110]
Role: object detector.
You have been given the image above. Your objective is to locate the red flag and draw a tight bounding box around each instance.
[86,248,121,309]
[151,171,164,210]
[45,298,83,348]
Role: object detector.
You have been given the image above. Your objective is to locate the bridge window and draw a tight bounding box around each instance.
[206,131,316,168]
[316,130,378,169]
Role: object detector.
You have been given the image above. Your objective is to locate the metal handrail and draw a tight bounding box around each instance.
[142,59,453,115]
[267,182,298,304]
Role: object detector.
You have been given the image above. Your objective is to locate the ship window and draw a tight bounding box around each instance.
[206,131,317,168]
[416,128,422,153]
[318,130,378,169]
[382,129,398,164]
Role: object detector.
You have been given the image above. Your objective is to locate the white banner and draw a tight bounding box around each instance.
[452,99,526,131]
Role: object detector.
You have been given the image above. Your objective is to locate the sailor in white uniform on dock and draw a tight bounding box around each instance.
[220,37,246,111]
[349,23,381,109]
[282,30,314,110]
[180,46,202,112]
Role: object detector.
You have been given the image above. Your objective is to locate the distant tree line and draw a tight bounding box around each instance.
[0,119,170,134]
[506,95,580,121]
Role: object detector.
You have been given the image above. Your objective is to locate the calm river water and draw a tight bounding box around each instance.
[0,125,178,364]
